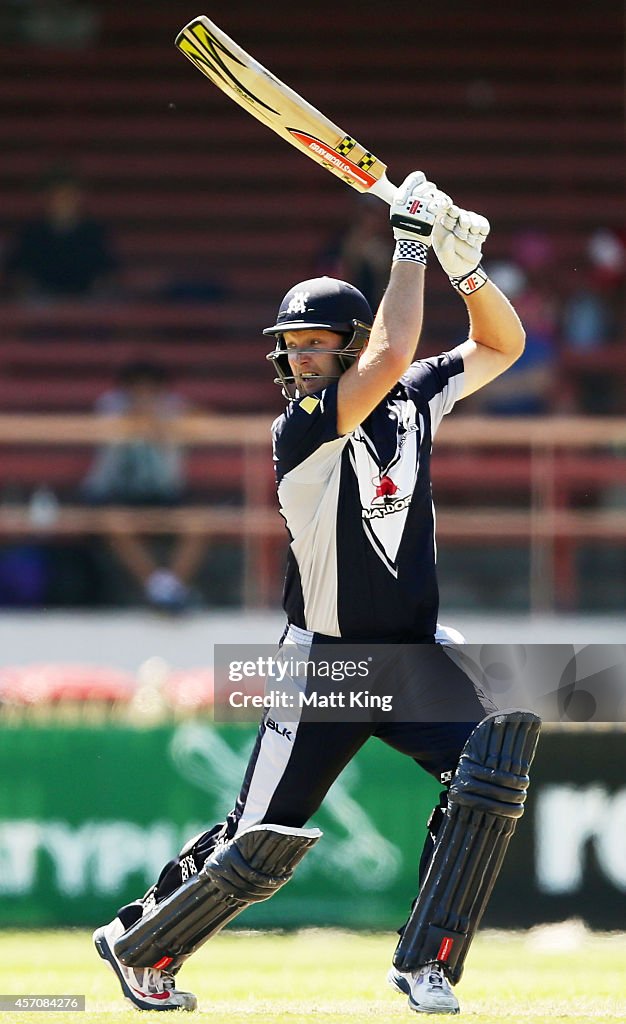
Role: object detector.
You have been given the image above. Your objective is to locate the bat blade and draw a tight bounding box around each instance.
[175,15,396,204]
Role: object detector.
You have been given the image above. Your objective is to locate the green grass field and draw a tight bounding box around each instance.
[1,927,625,1023]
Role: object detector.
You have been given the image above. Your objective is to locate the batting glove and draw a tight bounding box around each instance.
[432,205,490,295]
[390,171,452,266]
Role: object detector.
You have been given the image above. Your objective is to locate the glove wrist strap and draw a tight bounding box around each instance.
[393,239,429,266]
[449,265,488,295]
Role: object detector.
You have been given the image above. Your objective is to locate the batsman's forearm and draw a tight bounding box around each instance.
[336,261,425,434]
[371,261,426,369]
[463,280,525,359]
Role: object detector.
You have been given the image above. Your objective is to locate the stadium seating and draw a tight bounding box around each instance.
[0,2,622,418]
[0,3,621,299]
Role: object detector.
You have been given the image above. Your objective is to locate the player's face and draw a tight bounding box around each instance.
[284,329,345,395]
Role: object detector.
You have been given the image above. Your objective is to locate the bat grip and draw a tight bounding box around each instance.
[368,174,397,205]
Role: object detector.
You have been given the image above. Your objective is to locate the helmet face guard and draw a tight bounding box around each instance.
[263,277,373,399]
[265,321,371,399]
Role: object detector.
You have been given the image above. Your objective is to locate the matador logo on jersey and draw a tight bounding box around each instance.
[349,406,423,577]
[361,473,410,519]
[287,291,310,315]
[363,474,411,519]
[362,494,412,520]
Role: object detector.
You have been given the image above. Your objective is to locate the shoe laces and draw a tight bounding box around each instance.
[161,972,176,993]
[142,967,175,994]
[425,963,446,988]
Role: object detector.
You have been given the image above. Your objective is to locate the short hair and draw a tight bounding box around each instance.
[116,360,170,388]
[36,164,83,193]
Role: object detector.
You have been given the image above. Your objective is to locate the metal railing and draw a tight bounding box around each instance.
[1,414,625,610]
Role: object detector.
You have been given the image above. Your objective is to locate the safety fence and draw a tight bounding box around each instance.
[1,413,625,610]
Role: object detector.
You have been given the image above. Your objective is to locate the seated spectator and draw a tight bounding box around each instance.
[561,228,625,413]
[562,228,625,351]
[15,1,100,48]
[2,166,119,302]
[466,260,558,416]
[81,361,205,612]
[316,195,393,313]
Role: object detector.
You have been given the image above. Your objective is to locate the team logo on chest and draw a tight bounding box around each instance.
[350,407,423,576]
[363,474,412,520]
[375,475,397,498]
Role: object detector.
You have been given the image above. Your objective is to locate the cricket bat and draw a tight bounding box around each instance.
[175,15,397,204]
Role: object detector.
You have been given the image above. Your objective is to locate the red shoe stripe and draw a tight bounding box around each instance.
[153,957,174,970]
[131,987,171,1001]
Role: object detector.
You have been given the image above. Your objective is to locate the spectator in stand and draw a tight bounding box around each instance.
[14,1,100,48]
[561,228,625,413]
[2,166,119,302]
[316,195,393,313]
[464,256,558,415]
[81,361,205,612]
[563,229,624,350]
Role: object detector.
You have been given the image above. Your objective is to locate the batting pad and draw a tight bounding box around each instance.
[114,823,322,971]
[393,710,541,984]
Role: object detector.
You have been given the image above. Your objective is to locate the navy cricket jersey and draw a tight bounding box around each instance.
[272,348,465,641]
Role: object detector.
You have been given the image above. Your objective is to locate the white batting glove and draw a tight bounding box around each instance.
[390,171,452,266]
[432,205,490,294]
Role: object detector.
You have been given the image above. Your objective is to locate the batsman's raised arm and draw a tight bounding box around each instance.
[456,279,527,399]
[336,171,451,434]
[432,205,526,399]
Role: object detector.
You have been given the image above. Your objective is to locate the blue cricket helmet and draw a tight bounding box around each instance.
[264,277,373,398]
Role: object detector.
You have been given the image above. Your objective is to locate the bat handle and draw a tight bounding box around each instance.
[368,173,397,205]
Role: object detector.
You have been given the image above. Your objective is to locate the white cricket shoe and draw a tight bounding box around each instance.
[388,962,460,1014]
[94,917,197,1011]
